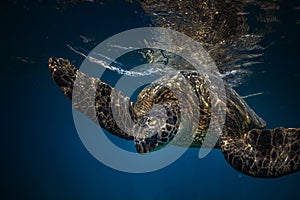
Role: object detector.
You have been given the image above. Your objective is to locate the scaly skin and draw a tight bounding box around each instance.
[49,58,300,177]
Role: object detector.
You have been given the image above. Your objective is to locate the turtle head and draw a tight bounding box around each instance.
[48,57,77,100]
[133,85,181,153]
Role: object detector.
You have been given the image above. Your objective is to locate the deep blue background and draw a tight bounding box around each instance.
[1,1,300,199]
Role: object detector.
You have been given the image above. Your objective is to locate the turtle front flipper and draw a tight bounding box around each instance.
[49,58,181,150]
[49,57,136,140]
[221,127,300,178]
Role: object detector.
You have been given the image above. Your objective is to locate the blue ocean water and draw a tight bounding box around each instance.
[1,0,300,199]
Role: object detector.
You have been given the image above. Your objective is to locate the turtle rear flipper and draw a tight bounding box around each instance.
[221,127,300,178]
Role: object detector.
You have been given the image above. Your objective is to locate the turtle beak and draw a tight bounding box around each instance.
[135,139,151,154]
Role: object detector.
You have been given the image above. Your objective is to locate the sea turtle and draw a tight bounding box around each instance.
[49,57,300,178]
[49,0,300,178]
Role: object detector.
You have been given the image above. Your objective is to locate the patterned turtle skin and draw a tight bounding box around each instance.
[49,0,299,178]
[49,58,300,178]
